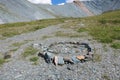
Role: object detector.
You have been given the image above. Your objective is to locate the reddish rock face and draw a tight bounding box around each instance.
[73,1,94,16]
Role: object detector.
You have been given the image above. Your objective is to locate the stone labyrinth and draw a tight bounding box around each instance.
[35,42,93,65]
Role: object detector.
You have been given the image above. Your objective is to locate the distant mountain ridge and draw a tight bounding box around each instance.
[0,0,120,24]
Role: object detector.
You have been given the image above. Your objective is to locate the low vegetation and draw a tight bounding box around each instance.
[1,10,120,49]
[10,48,18,52]
[30,56,39,62]
[78,28,87,32]
[55,31,83,38]
[42,35,52,40]
[12,41,27,47]
[22,46,38,57]
[111,42,120,49]
[0,58,5,66]
[29,56,39,65]
[0,53,6,66]
[102,73,110,80]
[77,10,120,49]
[0,18,65,39]
[93,54,102,62]
[22,46,39,65]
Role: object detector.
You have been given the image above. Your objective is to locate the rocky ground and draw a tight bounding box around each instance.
[0,23,120,80]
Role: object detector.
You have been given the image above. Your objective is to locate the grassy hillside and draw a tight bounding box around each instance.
[78,10,120,49]
[0,19,65,39]
[0,10,120,48]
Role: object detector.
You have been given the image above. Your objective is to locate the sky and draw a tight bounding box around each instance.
[52,0,66,5]
[27,0,93,5]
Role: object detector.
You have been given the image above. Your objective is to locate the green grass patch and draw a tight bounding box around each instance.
[0,18,65,39]
[103,44,108,52]
[0,58,5,66]
[99,19,120,24]
[87,25,120,43]
[78,27,88,32]
[102,74,110,80]
[29,56,39,62]
[30,56,39,65]
[12,42,26,47]
[29,56,39,65]
[88,25,116,43]
[77,10,120,45]
[93,54,102,62]
[111,42,120,49]
[2,31,19,37]
[22,46,39,65]
[30,26,45,31]
[12,42,24,47]
[22,46,38,57]
[55,31,81,38]
[42,35,52,39]
[0,53,6,66]
[10,48,18,52]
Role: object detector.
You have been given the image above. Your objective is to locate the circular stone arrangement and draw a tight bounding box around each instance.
[38,42,93,66]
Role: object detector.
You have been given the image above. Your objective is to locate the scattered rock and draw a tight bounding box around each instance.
[38,42,93,65]
[44,52,54,63]
[57,56,64,65]
[76,55,85,60]
[54,56,58,66]
[32,43,41,49]
[4,52,11,59]
[71,56,80,64]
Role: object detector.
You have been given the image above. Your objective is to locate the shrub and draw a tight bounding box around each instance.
[111,42,120,49]
[78,28,87,32]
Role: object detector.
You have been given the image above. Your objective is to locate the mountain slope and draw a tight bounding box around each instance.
[0,0,120,24]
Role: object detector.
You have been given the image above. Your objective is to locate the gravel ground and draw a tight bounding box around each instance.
[0,24,120,80]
